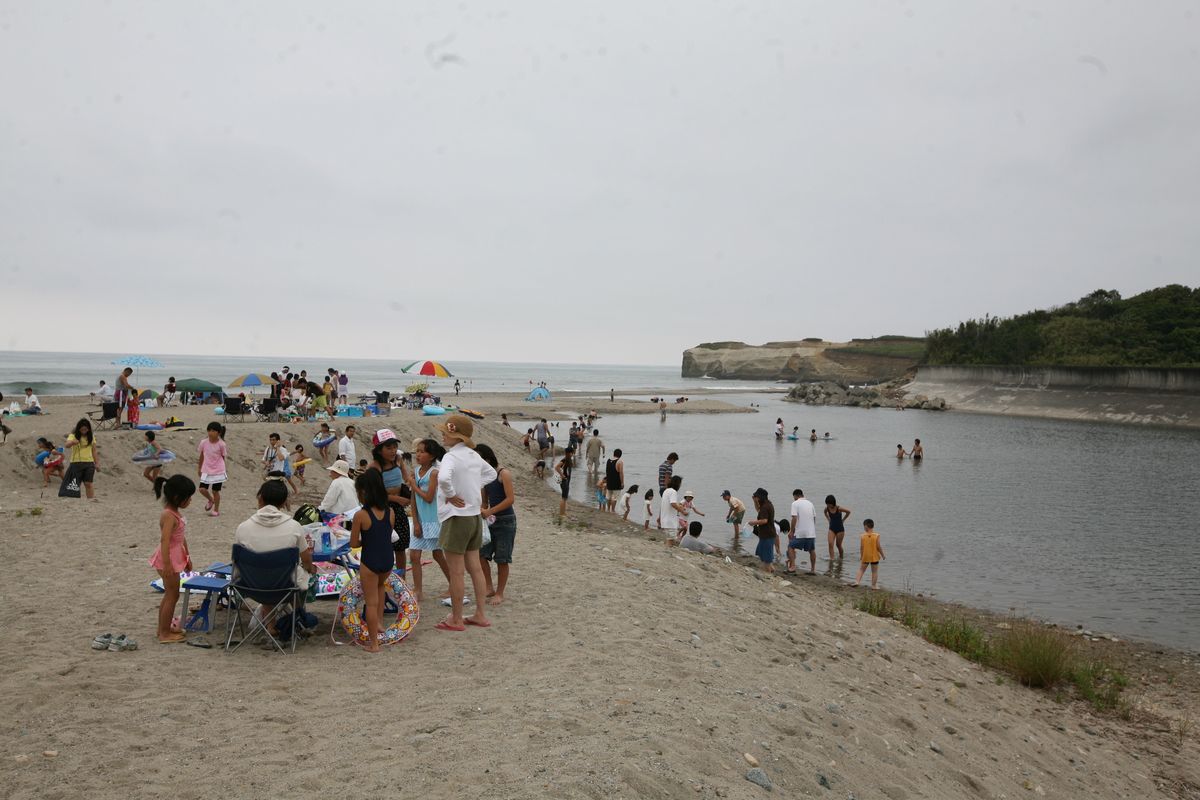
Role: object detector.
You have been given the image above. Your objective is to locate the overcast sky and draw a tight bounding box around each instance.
[2,1,1197,365]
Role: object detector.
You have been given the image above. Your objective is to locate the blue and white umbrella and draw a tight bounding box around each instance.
[112,355,164,384]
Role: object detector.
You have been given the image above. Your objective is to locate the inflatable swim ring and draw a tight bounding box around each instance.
[422,405,446,416]
[293,458,312,468]
[35,448,64,467]
[132,447,176,467]
[312,434,337,449]
[337,572,419,646]
[786,435,800,441]
[134,424,164,430]
[459,408,485,420]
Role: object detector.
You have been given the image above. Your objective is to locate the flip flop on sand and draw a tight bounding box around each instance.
[464,618,492,628]
[435,621,465,632]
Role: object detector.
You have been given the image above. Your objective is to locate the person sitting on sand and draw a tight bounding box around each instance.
[853,519,885,589]
[680,521,718,554]
[747,488,777,573]
[24,387,42,415]
[319,460,358,519]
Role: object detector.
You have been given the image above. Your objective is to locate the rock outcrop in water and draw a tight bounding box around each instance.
[786,379,947,410]
[681,339,921,383]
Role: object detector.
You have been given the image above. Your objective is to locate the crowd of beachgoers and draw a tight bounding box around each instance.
[4,362,922,653]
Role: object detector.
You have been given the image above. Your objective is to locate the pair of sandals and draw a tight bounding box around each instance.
[92,633,137,651]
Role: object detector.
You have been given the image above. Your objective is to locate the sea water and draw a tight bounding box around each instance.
[547,394,1200,651]
[0,350,744,397]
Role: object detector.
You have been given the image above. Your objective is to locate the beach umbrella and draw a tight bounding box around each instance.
[402,360,454,378]
[228,373,276,388]
[112,355,164,385]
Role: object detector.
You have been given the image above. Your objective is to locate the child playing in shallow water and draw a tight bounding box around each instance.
[150,475,196,643]
[643,489,654,530]
[595,477,607,510]
[853,519,885,589]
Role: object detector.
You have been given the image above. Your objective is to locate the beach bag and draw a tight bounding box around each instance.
[294,504,320,525]
[58,463,84,498]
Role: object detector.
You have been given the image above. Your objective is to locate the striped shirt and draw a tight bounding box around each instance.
[658,460,674,491]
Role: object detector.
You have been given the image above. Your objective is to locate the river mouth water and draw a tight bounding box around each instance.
[549,394,1200,652]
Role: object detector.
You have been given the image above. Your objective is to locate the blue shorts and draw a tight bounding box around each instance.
[789,537,815,552]
[754,536,776,564]
[481,515,516,564]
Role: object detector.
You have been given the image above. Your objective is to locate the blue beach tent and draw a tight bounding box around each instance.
[525,387,551,401]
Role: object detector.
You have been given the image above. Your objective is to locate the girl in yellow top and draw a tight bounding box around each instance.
[65,418,101,500]
[853,519,885,589]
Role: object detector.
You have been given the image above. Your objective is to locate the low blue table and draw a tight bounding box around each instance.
[180,575,232,633]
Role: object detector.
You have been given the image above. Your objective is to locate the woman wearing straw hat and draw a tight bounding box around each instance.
[433,414,496,631]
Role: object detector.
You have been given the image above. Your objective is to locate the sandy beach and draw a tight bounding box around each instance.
[1,395,1197,799]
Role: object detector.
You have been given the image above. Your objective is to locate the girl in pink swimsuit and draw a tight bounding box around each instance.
[149,475,197,643]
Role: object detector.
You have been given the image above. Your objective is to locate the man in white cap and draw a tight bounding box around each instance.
[318,459,358,519]
[434,413,496,631]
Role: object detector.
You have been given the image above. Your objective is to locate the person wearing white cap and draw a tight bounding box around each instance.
[319,459,358,517]
[434,414,496,631]
[678,489,705,540]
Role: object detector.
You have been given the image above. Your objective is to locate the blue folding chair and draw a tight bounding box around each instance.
[224,545,304,654]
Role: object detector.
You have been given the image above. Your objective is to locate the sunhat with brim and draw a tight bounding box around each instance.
[328,461,351,477]
[372,428,398,447]
[435,414,476,449]
[683,490,695,498]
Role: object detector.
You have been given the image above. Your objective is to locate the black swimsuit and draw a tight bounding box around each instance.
[359,507,395,574]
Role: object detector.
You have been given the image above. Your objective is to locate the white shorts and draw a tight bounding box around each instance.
[200,472,228,487]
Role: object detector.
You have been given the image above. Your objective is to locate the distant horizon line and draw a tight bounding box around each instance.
[0,348,678,371]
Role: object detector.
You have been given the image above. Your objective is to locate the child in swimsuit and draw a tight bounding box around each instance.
[350,470,394,653]
[150,475,196,643]
[291,444,307,486]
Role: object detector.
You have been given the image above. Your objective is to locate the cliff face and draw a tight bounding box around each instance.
[682,340,919,383]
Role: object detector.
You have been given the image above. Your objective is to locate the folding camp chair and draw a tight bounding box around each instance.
[254,397,279,422]
[87,401,121,431]
[223,397,248,422]
[224,545,304,654]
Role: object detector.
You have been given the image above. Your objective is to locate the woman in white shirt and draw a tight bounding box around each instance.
[319,460,359,518]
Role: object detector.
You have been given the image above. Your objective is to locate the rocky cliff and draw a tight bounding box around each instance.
[681,339,921,383]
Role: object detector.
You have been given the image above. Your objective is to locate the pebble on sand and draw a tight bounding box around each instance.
[743,753,759,767]
[744,768,772,791]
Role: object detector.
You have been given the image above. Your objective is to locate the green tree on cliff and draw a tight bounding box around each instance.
[924,285,1200,367]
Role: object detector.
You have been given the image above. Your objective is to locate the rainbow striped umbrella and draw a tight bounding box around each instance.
[228,373,277,388]
[401,360,454,378]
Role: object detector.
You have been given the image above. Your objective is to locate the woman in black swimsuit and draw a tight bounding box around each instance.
[824,494,852,560]
[350,470,394,653]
